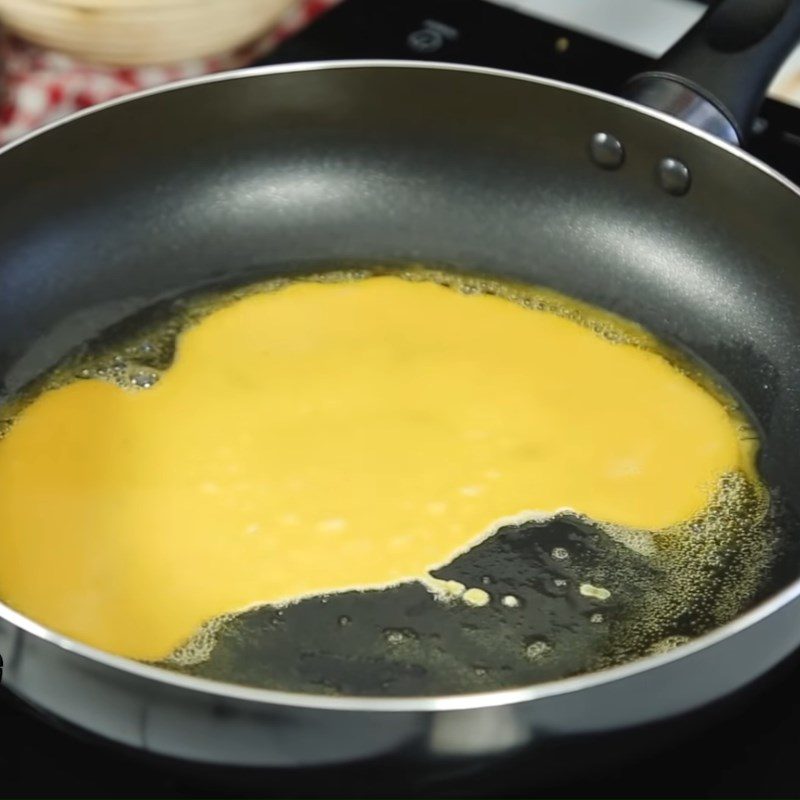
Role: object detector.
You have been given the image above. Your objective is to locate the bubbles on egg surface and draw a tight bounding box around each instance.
[594,471,775,671]
[41,351,165,395]
[551,547,569,561]
[162,613,235,668]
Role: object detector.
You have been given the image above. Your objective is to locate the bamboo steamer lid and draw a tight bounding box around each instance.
[0,0,295,65]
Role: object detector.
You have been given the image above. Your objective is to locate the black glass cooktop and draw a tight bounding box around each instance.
[2,654,800,799]
[3,0,800,796]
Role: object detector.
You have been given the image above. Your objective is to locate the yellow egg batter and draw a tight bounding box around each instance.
[0,275,757,661]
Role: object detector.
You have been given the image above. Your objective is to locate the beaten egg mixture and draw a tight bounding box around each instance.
[0,275,758,662]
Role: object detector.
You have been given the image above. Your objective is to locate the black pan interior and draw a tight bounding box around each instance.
[0,65,799,692]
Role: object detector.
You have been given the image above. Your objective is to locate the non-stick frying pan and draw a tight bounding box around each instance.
[1,0,800,788]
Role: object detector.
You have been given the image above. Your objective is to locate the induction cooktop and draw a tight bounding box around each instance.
[3,1,800,796]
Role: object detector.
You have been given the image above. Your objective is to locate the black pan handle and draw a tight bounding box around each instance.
[625,0,800,145]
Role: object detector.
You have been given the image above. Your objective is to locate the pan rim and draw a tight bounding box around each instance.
[1,58,799,713]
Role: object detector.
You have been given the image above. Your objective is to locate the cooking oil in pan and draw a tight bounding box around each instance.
[0,267,782,695]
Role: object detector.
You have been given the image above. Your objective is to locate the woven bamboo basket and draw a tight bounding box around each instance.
[0,0,295,65]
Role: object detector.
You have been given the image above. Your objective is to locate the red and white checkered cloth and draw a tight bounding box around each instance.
[0,0,338,145]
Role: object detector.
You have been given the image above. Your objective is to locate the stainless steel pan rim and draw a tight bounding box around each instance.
[1,59,798,714]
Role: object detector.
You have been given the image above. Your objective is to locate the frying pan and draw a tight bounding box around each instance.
[1,0,800,788]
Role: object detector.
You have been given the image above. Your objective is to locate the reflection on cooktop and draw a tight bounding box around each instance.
[2,653,800,797]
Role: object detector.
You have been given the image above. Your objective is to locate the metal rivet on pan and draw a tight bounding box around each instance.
[657,157,691,196]
[588,132,625,169]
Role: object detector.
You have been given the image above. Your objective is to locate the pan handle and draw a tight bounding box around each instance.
[624,0,800,146]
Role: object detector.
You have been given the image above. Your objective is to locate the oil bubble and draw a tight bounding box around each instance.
[524,640,552,661]
[648,635,691,654]
[131,371,159,389]
[384,628,417,645]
